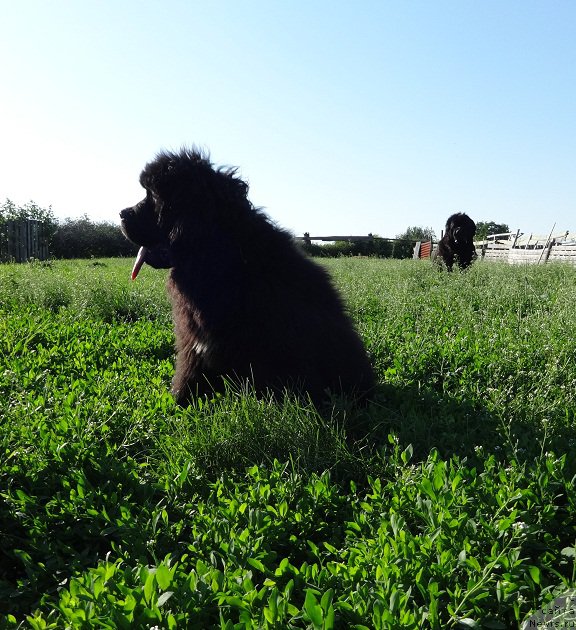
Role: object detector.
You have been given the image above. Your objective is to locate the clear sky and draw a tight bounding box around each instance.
[1,1,574,239]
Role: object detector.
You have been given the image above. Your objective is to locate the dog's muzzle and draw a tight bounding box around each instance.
[130,245,173,280]
[119,208,173,280]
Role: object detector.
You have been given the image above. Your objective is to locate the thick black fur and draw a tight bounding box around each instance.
[120,148,375,406]
[434,212,477,271]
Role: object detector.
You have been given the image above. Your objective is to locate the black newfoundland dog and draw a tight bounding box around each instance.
[120,148,375,406]
[433,212,477,271]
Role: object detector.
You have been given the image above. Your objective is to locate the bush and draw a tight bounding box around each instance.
[51,215,137,259]
[1,200,136,260]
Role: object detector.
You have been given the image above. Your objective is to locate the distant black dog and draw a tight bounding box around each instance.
[433,212,477,271]
[120,148,375,405]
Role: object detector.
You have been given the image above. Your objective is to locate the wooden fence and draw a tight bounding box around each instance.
[475,230,576,265]
[0,219,50,262]
[413,240,434,259]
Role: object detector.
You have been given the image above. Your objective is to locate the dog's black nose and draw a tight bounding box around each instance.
[120,208,131,220]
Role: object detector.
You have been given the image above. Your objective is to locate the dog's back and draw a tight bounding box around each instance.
[168,244,375,404]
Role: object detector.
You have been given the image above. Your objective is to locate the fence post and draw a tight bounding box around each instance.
[511,229,521,248]
[506,229,521,263]
[538,224,556,264]
[542,240,554,264]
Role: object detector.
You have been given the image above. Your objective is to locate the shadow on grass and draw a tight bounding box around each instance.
[150,377,576,487]
[0,451,157,615]
[352,383,576,473]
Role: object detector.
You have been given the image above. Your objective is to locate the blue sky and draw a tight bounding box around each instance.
[1,1,574,239]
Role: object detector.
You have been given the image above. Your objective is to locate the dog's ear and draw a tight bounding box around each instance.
[140,161,173,201]
[139,158,182,231]
[148,189,169,229]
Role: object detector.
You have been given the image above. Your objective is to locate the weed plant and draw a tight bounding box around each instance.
[0,257,575,628]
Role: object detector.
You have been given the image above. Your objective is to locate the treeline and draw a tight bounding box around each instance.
[299,238,417,259]
[1,199,427,261]
[1,199,137,259]
[2,199,508,261]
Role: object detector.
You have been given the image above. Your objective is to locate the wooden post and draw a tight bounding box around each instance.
[538,223,556,264]
[542,239,554,263]
[511,229,521,248]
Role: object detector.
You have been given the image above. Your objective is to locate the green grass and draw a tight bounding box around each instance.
[0,257,575,628]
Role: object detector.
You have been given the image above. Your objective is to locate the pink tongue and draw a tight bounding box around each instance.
[131,247,147,280]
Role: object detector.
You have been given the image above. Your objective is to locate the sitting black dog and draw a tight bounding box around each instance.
[120,148,375,406]
[433,212,477,271]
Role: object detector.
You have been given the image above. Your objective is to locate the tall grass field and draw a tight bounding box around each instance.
[1,257,575,628]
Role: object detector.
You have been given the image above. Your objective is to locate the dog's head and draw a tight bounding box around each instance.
[445,212,476,247]
[120,148,250,279]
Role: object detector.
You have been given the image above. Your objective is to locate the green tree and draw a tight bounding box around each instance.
[475,221,510,240]
[396,226,437,242]
[0,198,56,225]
